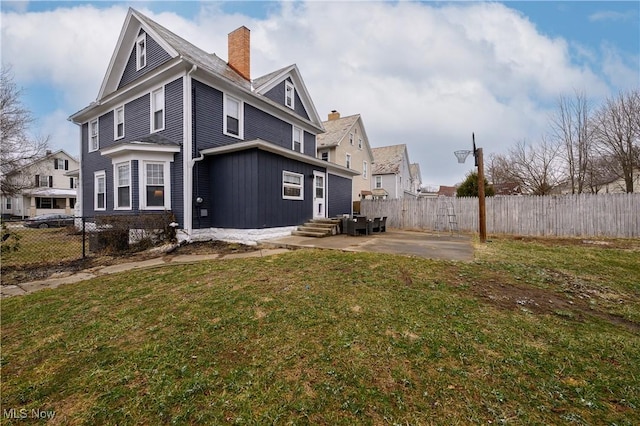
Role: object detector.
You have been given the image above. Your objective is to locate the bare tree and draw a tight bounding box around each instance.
[591,89,640,193]
[1,65,49,197]
[502,138,564,195]
[486,153,521,195]
[549,90,593,194]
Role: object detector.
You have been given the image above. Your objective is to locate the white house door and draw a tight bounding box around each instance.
[313,171,326,219]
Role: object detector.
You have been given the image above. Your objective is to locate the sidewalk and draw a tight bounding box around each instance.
[1,248,290,298]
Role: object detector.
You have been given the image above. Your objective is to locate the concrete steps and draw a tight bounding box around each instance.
[292,218,341,238]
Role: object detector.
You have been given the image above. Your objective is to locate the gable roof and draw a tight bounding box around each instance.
[98,8,249,99]
[317,114,360,148]
[372,144,409,175]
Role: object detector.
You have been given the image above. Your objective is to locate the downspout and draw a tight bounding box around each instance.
[183,64,197,241]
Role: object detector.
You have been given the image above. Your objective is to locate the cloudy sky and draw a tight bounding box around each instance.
[1,1,638,187]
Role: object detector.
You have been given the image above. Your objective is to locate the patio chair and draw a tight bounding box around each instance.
[347,216,370,236]
[379,216,387,232]
[371,217,381,233]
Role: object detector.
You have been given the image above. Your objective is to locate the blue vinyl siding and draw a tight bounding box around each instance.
[304,131,316,157]
[328,174,352,217]
[192,80,237,151]
[245,104,291,150]
[118,30,172,89]
[263,78,310,121]
[81,77,184,224]
[204,149,323,229]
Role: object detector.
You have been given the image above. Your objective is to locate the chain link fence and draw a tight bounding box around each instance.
[1,213,177,284]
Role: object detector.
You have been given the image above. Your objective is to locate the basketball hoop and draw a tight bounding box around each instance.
[454,150,472,164]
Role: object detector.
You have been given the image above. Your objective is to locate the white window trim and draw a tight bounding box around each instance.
[150,86,165,133]
[321,151,329,162]
[89,119,99,152]
[292,126,303,153]
[375,175,382,189]
[363,161,368,179]
[349,133,354,145]
[282,170,304,200]
[114,161,132,210]
[139,160,171,210]
[346,153,352,169]
[136,33,147,71]
[358,138,363,149]
[114,105,125,140]
[285,80,295,109]
[223,93,244,139]
[94,171,106,211]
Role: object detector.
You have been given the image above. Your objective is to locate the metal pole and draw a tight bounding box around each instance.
[477,147,487,243]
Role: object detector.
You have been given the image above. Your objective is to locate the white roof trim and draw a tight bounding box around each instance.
[100,142,181,159]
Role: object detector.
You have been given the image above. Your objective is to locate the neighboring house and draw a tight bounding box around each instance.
[371,144,417,199]
[437,185,457,197]
[409,163,422,194]
[69,8,357,243]
[317,111,372,202]
[598,169,640,193]
[0,149,79,218]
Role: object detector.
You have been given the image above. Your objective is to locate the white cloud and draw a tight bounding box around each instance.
[1,1,635,185]
[589,10,636,22]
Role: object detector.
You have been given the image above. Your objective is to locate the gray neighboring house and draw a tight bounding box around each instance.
[371,144,419,199]
[69,8,357,243]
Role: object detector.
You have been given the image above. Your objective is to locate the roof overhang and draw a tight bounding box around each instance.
[24,188,77,197]
[200,139,360,177]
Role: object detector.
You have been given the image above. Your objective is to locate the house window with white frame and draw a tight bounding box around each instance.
[143,162,166,209]
[283,171,303,200]
[375,175,382,189]
[346,154,351,169]
[321,151,329,162]
[136,33,147,70]
[95,171,106,210]
[293,126,303,153]
[363,161,368,179]
[151,87,164,132]
[115,162,131,209]
[114,105,124,139]
[6,198,12,210]
[89,119,99,152]
[358,138,362,149]
[349,133,354,145]
[224,94,242,138]
[285,81,295,109]
[36,175,52,187]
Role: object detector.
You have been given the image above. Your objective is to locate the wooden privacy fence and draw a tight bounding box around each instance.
[361,193,640,238]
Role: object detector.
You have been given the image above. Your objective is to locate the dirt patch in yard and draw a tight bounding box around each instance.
[465,272,640,333]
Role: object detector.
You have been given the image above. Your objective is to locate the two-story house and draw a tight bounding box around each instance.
[1,149,79,218]
[317,111,372,202]
[410,163,422,194]
[371,144,418,199]
[69,8,357,243]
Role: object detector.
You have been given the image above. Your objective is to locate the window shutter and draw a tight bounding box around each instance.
[54,160,58,169]
[65,160,69,170]
[35,175,40,186]
[70,177,74,189]
[49,176,53,187]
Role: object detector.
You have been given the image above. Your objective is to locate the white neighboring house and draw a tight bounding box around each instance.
[1,150,79,218]
[371,144,419,199]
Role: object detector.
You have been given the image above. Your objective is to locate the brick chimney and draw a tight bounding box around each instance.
[228,26,250,81]
[328,110,340,121]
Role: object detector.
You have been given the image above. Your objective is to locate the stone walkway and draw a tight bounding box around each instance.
[1,248,290,298]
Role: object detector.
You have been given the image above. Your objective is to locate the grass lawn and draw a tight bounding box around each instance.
[1,237,639,425]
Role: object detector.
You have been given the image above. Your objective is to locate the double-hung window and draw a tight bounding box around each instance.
[95,171,106,211]
[363,161,368,179]
[321,151,329,162]
[358,138,363,149]
[54,158,68,170]
[151,87,164,132]
[89,119,99,152]
[283,171,303,200]
[375,176,382,189]
[349,133,354,145]
[144,162,166,208]
[293,126,303,153]
[346,154,352,169]
[224,94,242,138]
[114,105,124,139]
[285,81,295,109]
[115,162,131,209]
[136,33,146,70]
